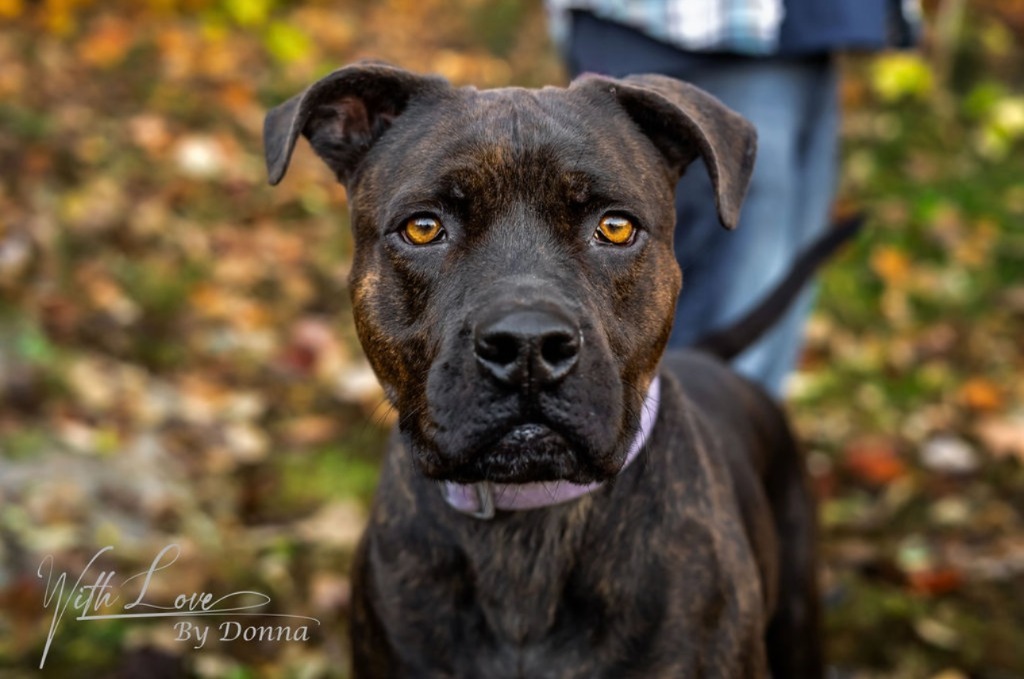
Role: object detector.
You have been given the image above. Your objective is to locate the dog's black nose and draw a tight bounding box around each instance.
[474,309,581,388]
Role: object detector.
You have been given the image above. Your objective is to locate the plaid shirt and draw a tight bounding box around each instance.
[546,0,785,55]
[546,0,920,56]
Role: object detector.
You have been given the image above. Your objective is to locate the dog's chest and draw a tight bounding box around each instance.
[439,507,659,677]
[465,511,588,637]
[369,496,664,676]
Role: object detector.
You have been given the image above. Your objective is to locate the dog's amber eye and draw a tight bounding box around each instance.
[403,216,444,245]
[594,215,635,245]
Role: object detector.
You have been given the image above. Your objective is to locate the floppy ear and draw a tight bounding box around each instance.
[571,74,757,230]
[264,62,447,186]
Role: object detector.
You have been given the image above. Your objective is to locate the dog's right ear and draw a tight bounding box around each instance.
[264,63,447,186]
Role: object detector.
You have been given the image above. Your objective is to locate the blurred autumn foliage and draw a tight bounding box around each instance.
[0,1,1022,677]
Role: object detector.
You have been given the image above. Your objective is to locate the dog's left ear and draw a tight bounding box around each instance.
[573,74,757,230]
[263,62,448,186]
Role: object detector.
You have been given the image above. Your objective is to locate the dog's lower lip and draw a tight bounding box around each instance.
[450,423,580,483]
[497,423,554,445]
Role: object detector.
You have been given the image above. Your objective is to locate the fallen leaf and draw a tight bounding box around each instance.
[78,16,134,68]
[919,435,978,474]
[309,572,351,613]
[224,422,270,463]
[279,416,340,447]
[870,53,934,101]
[907,567,964,596]
[929,670,968,679]
[871,246,911,286]
[297,501,366,549]
[929,496,971,526]
[128,114,172,154]
[959,377,1005,412]
[174,135,227,178]
[974,415,1024,460]
[334,362,384,405]
[1004,285,1024,314]
[914,617,961,648]
[0,0,23,20]
[843,437,907,486]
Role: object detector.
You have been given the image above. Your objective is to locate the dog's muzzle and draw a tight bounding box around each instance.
[441,375,661,519]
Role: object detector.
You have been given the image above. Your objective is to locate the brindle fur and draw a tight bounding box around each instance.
[265,63,822,678]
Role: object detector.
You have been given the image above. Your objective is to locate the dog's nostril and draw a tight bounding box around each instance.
[478,333,520,367]
[541,331,579,367]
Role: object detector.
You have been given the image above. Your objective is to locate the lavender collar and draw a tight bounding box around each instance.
[441,375,661,519]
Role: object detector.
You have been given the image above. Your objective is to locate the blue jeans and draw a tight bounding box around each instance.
[566,12,839,397]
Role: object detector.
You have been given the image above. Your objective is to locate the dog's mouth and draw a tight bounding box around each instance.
[443,422,602,485]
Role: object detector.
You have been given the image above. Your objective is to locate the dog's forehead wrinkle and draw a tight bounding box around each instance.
[381,97,661,222]
[458,87,599,158]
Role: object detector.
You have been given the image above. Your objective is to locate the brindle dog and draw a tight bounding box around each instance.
[265,62,836,678]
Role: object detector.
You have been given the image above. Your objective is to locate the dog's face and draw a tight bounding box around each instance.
[265,64,755,485]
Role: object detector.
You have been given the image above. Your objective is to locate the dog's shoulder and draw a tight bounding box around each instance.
[659,347,792,492]
[660,349,770,422]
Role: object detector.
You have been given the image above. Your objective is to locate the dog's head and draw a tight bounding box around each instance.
[265,63,755,485]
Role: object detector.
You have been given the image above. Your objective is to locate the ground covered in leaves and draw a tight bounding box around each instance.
[1,1,1022,677]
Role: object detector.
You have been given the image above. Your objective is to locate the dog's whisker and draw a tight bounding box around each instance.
[395,402,427,429]
[366,396,393,424]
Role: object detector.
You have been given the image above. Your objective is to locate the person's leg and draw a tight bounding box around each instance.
[566,13,839,397]
[731,60,839,394]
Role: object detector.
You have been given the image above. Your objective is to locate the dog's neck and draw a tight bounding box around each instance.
[441,376,661,519]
